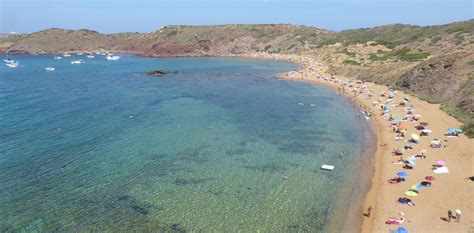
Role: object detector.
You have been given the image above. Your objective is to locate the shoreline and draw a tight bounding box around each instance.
[277,64,380,233]
[274,54,473,232]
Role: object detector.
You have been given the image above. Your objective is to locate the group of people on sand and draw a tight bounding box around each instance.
[447,209,462,222]
[296,57,466,229]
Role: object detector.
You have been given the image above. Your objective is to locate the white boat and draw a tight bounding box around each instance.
[53,56,63,60]
[321,164,335,171]
[86,55,95,58]
[77,52,83,55]
[5,62,19,68]
[63,53,72,57]
[106,54,121,60]
[71,59,84,64]
[3,59,16,64]
[44,67,56,72]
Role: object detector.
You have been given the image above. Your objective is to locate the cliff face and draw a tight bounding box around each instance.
[1,21,473,135]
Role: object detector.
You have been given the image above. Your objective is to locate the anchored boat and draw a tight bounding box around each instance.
[106,54,121,61]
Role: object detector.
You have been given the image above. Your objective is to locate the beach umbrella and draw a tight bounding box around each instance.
[394,148,405,155]
[447,128,463,133]
[397,171,409,177]
[421,181,432,187]
[406,159,416,166]
[415,125,425,130]
[425,176,435,181]
[397,226,408,233]
[411,134,420,141]
[405,191,418,196]
[436,160,446,166]
[421,129,432,135]
[420,121,429,126]
[419,149,427,154]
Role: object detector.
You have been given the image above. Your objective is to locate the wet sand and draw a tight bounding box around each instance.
[265,54,474,232]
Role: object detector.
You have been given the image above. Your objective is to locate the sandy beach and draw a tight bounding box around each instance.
[269,54,474,232]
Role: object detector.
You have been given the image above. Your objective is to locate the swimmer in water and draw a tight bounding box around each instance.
[339,151,344,159]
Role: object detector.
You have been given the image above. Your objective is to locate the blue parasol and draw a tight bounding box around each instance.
[397,226,408,233]
[396,171,409,177]
[448,128,463,133]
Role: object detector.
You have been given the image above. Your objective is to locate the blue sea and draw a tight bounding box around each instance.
[0,55,374,232]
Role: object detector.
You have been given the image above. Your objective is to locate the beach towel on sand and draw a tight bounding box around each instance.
[433,167,449,174]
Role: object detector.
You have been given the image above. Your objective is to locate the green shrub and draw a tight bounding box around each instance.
[166,30,178,37]
[287,44,297,50]
[440,102,474,138]
[342,59,361,65]
[430,36,441,44]
[376,40,397,49]
[336,48,356,57]
[400,52,430,61]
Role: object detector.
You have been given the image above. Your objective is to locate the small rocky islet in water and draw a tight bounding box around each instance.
[143,69,179,77]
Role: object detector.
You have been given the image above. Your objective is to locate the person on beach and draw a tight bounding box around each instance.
[448,209,453,222]
[367,205,372,218]
[455,209,461,222]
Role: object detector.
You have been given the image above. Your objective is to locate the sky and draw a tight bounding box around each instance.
[0,0,472,34]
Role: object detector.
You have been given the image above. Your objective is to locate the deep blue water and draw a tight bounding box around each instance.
[0,55,370,231]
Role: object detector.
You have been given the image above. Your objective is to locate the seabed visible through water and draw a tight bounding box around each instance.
[0,55,372,231]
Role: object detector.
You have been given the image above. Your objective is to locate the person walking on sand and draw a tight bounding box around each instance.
[448,209,453,222]
[367,205,372,218]
[455,209,461,222]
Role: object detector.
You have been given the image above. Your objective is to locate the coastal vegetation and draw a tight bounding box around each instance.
[342,59,361,65]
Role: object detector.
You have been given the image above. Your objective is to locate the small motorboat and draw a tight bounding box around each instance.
[71,60,84,64]
[6,62,19,68]
[63,53,72,57]
[321,164,335,171]
[3,59,16,64]
[86,55,95,58]
[44,67,56,72]
[106,54,121,60]
[53,56,63,60]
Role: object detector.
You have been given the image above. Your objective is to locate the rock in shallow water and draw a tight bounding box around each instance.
[143,69,178,76]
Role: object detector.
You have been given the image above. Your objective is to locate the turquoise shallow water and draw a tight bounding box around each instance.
[0,55,370,231]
